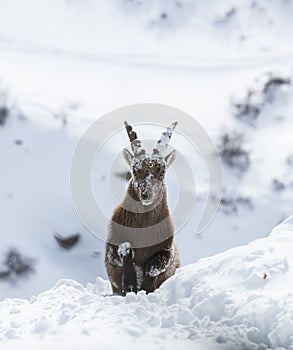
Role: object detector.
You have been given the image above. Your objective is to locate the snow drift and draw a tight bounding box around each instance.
[1,216,293,350]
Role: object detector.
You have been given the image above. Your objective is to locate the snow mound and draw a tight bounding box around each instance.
[1,216,293,349]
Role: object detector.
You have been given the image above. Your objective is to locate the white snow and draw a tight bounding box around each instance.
[148,265,164,278]
[0,1,293,347]
[1,0,293,300]
[1,216,293,349]
[118,242,131,258]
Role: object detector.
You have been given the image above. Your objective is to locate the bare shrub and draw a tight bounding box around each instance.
[263,76,291,102]
[215,7,237,24]
[219,190,253,215]
[286,154,293,166]
[54,102,79,127]
[272,179,286,192]
[218,132,250,173]
[0,249,35,283]
[232,72,291,126]
[0,81,11,126]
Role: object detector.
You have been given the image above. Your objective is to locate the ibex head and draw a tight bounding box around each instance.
[122,121,177,206]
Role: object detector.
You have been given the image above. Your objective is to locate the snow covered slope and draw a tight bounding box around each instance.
[1,216,293,350]
[1,0,293,300]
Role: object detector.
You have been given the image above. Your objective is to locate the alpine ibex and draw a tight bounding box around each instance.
[105,121,180,295]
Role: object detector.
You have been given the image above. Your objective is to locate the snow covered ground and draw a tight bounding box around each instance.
[1,216,293,349]
[0,0,293,337]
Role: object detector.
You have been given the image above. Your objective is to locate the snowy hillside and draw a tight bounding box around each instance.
[1,0,293,302]
[1,216,293,350]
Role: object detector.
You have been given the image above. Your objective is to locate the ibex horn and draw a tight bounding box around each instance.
[124,121,145,158]
[153,121,177,156]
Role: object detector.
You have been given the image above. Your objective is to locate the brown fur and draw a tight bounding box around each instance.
[105,175,180,295]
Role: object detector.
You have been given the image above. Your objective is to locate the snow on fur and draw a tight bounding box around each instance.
[1,216,293,349]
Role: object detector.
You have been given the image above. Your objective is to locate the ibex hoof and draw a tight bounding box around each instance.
[123,284,138,294]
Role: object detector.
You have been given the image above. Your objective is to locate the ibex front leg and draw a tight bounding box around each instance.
[105,242,137,295]
[118,242,137,295]
[142,248,172,293]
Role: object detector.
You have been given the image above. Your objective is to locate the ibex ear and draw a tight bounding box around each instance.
[122,148,133,167]
[165,149,176,168]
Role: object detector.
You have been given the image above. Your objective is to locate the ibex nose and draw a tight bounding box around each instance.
[141,191,149,200]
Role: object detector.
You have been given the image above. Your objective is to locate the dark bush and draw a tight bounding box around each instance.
[0,249,35,282]
[272,179,286,192]
[218,132,250,173]
[215,7,237,24]
[286,154,293,166]
[220,192,253,215]
[263,77,291,103]
[232,73,291,126]
[233,101,260,125]
[0,82,10,126]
